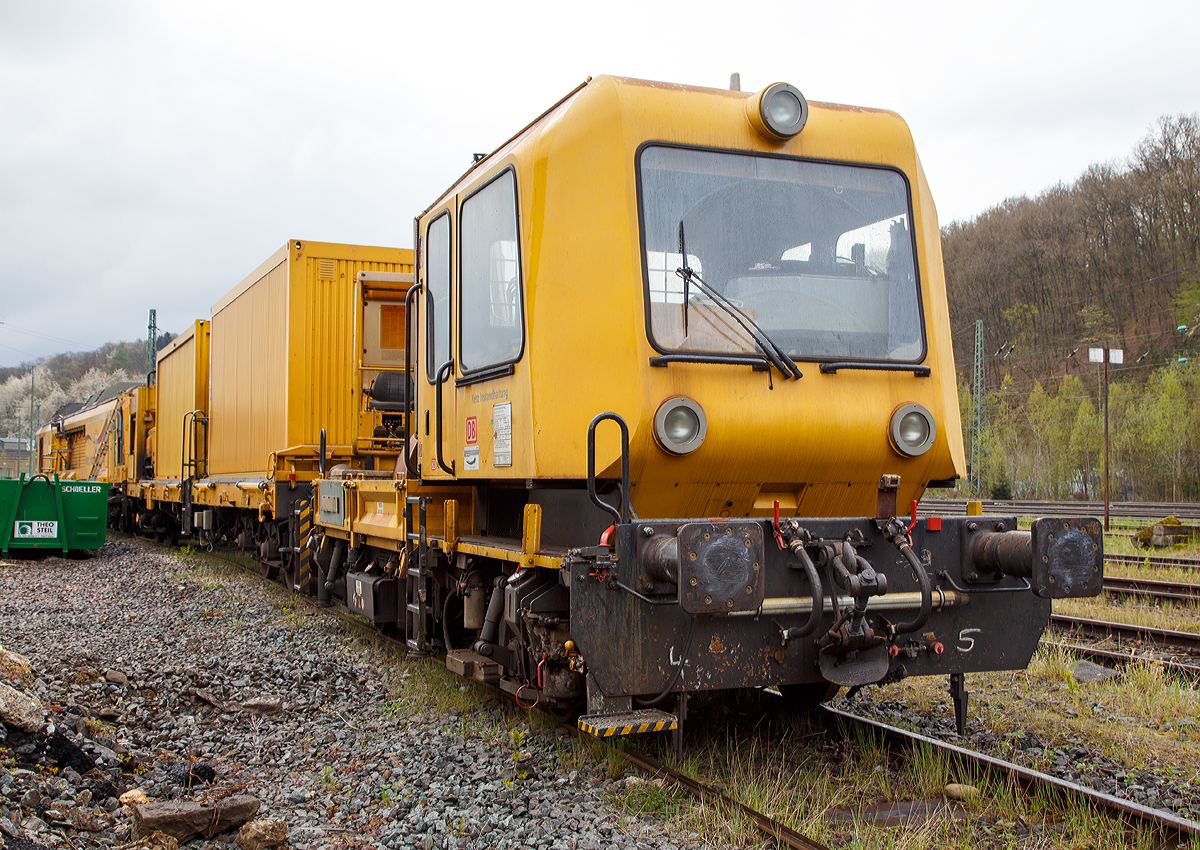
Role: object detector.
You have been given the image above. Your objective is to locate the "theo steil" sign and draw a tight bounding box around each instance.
[14,521,57,539]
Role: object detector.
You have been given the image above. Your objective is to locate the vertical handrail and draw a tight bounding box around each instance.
[587,412,631,524]
[181,411,194,533]
[434,359,455,476]
[402,281,423,453]
[319,428,327,477]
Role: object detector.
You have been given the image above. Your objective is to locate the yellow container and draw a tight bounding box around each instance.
[207,241,414,477]
[155,321,210,480]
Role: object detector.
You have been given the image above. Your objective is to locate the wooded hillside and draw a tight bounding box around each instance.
[944,115,1200,501]
[0,333,173,441]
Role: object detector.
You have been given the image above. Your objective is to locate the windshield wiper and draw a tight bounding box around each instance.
[675,222,802,381]
[678,222,690,337]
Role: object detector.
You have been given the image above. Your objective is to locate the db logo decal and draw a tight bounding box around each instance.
[465,416,478,445]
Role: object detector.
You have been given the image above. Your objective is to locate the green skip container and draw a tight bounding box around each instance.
[0,474,110,554]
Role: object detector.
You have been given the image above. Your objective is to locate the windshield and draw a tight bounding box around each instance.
[639,146,923,362]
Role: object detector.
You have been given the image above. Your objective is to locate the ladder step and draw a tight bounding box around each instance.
[577,709,678,738]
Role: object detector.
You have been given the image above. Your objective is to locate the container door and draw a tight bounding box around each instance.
[360,278,411,458]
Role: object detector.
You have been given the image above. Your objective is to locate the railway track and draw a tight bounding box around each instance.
[823,707,1200,841]
[1050,614,1200,653]
[152,536,1200,845]
[1107,552,1200,571]
[1040,640,1200,680]
[920,498,1200,521]
[1102,575,1200,603]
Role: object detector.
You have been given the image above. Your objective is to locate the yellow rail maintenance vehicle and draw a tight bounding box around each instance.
[335,77,1100,740]
[128,240,414,591]
[37,381,154,530]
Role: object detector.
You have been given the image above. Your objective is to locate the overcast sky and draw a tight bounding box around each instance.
[2,0,1198,368]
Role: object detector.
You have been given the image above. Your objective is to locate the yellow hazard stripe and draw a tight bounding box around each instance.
[576,718,678,737]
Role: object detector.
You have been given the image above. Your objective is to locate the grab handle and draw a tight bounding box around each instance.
[586,413,630,524]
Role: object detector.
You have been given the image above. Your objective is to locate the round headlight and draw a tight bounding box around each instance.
[768,90,803,129]
[753,82,809,140]
[889,403,936,457]
[654,397,707,455]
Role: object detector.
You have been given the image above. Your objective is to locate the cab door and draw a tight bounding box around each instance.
[453,168,524,479]
[419,208,457,479]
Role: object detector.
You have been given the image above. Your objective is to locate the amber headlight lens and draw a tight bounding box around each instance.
[889,404,936,457]
[654,397,707,455]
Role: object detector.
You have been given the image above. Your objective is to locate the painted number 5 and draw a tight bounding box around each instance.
[958,628,981,652]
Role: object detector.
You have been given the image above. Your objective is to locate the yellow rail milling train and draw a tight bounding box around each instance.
[52,74,1101,741]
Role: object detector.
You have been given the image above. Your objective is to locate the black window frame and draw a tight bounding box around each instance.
[634,141,928,365]
[456,164,526,385]
[424,210,453,384]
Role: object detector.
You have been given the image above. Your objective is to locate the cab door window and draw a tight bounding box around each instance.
[426,212,452,382]
[459,169,523,372]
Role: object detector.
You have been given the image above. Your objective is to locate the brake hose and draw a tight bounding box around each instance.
[786,539,825,638]
[890,540,932,636]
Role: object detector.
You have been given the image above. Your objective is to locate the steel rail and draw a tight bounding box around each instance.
[823,706,1200,838]
[1050,614,1200,652]
[1039,640,1200,680]
[1103,576,1200,603]
[621,748,832,850]
[1107,552,1200,572]
[919,498,1200,521]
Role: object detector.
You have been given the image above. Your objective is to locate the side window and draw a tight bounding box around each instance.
[460,170,523,372]
[426,213,451,382]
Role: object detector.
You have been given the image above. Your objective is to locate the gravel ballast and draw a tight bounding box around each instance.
[0,538,708,850]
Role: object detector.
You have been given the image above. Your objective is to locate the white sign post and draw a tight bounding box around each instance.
[1095,347,1123,530]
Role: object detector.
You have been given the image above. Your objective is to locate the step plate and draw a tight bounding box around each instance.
[578,709,677,738]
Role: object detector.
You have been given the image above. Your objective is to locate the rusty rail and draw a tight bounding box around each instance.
[919,498,1200,521]
[1050,614,1200,653]
[621,748,832,850]
[1040,640,1200,680]
[1107,552,1200,572]
[1103,576,1200,603]
[824,706,1200,840]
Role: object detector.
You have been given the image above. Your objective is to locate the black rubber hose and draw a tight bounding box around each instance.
[890,541,933,636]
[635,616,697,707]
[787,540,825,638]
[443,593,463,653]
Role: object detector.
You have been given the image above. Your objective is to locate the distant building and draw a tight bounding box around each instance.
[0,437,31,478]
